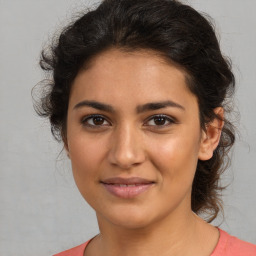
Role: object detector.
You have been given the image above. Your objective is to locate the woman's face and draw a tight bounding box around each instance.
[66,49,207,229]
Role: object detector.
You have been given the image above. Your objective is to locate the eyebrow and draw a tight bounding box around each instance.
[73,100,114,112]
[73,100,185,113]
[136,100,185,113]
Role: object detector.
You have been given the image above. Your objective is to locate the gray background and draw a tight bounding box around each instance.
[0,0,255,255]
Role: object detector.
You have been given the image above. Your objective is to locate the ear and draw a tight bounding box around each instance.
[64,143,70,158]
[198,107,224,161]
[62,134,70,158]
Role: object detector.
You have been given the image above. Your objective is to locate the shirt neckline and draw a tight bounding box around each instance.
[210,228,228,255]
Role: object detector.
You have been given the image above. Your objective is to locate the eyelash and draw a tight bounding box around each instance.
[81,114,176,128]
[144,114,176,127]
[81,115,111,128]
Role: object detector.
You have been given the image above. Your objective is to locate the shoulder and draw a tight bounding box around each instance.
[53,241,89,256]
[212,229,256,256]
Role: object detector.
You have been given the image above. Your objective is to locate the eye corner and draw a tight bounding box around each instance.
[144,114,177,127]
[81,114,112,128]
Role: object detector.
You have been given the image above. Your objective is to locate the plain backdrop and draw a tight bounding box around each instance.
[0,0,255,255]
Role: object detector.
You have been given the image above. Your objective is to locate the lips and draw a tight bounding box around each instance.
[101,177,155,198]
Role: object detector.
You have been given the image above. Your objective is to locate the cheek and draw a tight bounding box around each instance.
[148,132,200,187]
[68,136,106,183]
[68,137,106,208]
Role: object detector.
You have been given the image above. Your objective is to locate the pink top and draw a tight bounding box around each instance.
[53,229,256,256]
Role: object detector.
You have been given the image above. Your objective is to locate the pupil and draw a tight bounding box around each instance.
[154,117,165,125]
[93,117,104,125]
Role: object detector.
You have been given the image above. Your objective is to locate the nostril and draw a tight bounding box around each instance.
[109,154,145,169]
[107,129,146,168]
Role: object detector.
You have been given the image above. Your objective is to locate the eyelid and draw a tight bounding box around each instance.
[81,114,111,127]
[144,114,177,126]
[80,114,177,128]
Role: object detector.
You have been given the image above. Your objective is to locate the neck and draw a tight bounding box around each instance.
[92,208,214,256]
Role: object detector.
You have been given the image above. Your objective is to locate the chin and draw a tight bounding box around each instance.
[99,205,162,230]
[111,216,154,230]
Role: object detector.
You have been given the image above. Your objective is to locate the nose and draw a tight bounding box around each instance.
[107,124,146,169]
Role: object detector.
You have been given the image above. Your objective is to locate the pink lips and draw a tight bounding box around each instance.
[101,177,154,199]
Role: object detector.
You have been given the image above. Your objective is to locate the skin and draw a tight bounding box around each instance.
[66,49,223,256]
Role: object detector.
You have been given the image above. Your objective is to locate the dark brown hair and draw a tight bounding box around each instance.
[35,0,235,222]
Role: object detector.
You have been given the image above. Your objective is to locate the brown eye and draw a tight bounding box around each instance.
[92,116,105,125]
[82,115,110,127]
[153,116,167,125]
[145,115,175,127]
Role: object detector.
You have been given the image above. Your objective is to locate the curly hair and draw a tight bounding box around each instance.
[35,0,235,222]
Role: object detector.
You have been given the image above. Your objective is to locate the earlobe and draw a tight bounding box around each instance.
[63,139,70,158]
[198,107,224,161]
[64,146,70,158]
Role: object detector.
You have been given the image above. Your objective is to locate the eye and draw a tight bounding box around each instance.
[81,115,111,127]
[145,115,175,127]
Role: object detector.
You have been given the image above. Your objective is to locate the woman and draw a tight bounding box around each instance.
[35,0,256,255]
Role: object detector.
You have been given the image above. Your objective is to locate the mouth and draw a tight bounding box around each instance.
[100,177,155,198]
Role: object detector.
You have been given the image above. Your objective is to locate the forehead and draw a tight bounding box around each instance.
[84,48,187,80]
[69,48,197,111]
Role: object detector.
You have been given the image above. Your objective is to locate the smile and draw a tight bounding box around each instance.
[115,184,139,187]
[101,177,155,198]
